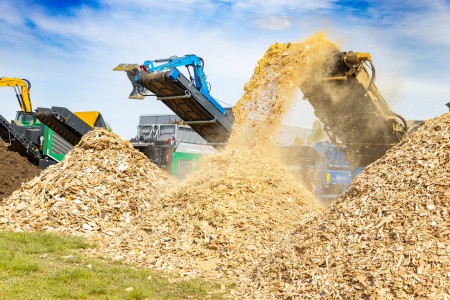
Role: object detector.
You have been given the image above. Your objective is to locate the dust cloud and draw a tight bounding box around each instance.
[229,32,339,153]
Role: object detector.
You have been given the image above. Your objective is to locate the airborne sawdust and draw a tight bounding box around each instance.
[239,113,450,299]
[229,32,339,152]
[0,129,174,238]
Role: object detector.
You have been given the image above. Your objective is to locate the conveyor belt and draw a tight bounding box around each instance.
[0,114,42,161]
[35,107,94,146]
[301,51,407,166]
[138,69,233,145]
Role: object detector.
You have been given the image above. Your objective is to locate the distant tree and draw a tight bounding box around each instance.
[307,120,324,145]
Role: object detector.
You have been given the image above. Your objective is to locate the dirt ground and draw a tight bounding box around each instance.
[0,142,40,199]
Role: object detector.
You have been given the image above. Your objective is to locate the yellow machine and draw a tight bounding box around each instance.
[73,111,104,128]
[0,77,39,127]
[301,50,410,167]
[0,77,33,112]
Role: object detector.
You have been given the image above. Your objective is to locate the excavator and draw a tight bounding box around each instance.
[0,77,45,164]
[0,77,40,129]
[0,77,106,168]
[0,77,33,119]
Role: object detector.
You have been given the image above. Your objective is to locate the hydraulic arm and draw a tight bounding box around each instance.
[0,77,33,112]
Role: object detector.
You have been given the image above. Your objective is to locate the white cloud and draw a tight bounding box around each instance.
[233,0,333,14]
[254,16,292,30]
[102,0,333,13]
[0,1,25,26]
[398,5,450,47]
[102,0,215,10]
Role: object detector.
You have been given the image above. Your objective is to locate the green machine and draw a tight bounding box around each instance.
[0,107,106,169]
[40,125,73,163]
[0,77,106,168]
[131,114,216,180]
[170,143,215,180]
[16,112,73,163]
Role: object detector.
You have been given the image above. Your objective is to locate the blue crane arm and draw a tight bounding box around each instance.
[141,55,209,97]
[137,54,225,115]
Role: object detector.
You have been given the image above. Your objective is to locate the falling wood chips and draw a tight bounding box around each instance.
[229,33,337,152]
[238,113,450,299]
[94,149,321,280]
[0,128,174,238]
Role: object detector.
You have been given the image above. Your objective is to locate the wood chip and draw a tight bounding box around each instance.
[100,149,322,280]
[0,128,175,240]
[240,112,450,299]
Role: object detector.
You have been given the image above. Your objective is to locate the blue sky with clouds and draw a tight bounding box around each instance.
[1,0,450,138]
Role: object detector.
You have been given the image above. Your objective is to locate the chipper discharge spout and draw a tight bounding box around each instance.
[301,50,408,167]
[114,55,233,146]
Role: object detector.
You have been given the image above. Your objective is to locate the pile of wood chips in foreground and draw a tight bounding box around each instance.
[0,128,174,238]
[239,113,450,299]
[95,149,321,280]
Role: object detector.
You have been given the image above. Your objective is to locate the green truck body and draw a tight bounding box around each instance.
[169,142,215,180]
[171,152,202,180]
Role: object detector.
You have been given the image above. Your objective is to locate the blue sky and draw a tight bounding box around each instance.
[1,0,450,138]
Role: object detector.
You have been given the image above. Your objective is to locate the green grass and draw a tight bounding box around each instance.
[0,231,228,299]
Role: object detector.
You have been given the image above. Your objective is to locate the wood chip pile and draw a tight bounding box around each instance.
[239,113,450,299]
[98,149,321,280]
[0,128,174,238]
